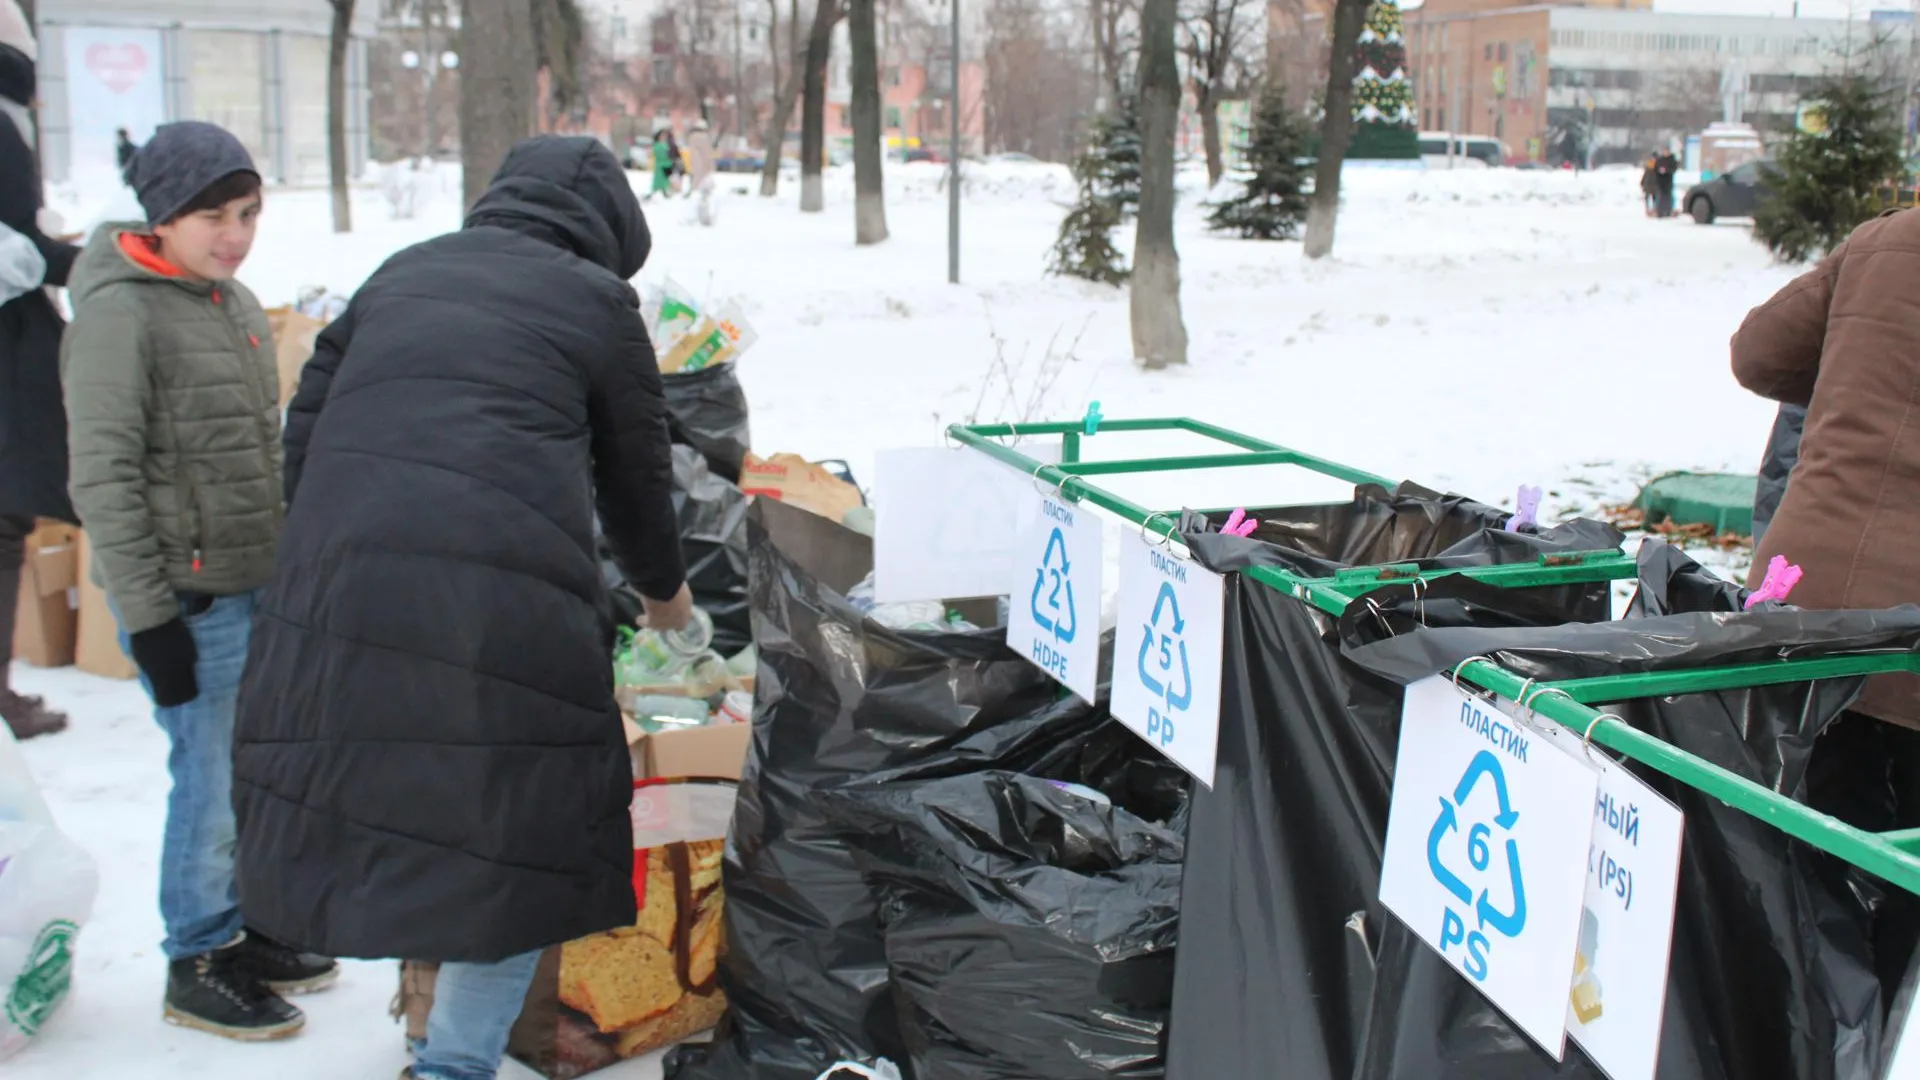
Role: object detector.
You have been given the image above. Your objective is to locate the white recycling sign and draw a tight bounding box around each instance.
[1379,676,1601,1059]
[1005,490,1103,703]
[1111,532,1226,786]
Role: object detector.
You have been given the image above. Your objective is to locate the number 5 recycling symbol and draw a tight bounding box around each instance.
[1428,751,1529,938]
[1137,582,1193,710]
[1030,527,1078,642]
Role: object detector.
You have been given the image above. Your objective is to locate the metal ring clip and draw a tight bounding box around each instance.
[1030,461,1069,500]
[1140,512,1178,549]
[1582,712,1627,763]
[1450,655,1495,694]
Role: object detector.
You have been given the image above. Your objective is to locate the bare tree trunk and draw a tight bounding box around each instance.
[1303,0,1368,260]
[799,0,840,212]
[327,0,355,233]
[459,0,540,209]
[1198,84,1223,187]
[849,0,887,242]
[759,0,805,197]
[1131,0,1186,369]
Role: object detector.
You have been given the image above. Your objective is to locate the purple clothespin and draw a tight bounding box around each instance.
[1505,485,1543,532]
[1221,508,1259,538]
[1744,555,1804,610]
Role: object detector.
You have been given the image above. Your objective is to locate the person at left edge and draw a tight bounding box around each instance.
[0,0,79,741]
[59,120,339,1043]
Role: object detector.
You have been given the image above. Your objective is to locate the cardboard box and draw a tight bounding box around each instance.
[73,532,137,680]
[624,717,752,783]
[11,521,78,668]
[264,306,328,408]
[740,453,864,525]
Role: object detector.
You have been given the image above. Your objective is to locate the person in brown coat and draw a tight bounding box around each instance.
[1731,204,1920,995]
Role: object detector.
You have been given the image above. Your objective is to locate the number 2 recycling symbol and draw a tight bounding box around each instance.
[1137,582,1192,711]
[1030,527,1078,643]
[1428,750,1529,981]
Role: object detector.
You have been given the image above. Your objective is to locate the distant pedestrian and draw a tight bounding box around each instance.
[115,126,138,175]
[686,120,716,226]
[1653,150,1678,218]
[650,128,674,199]
[667,129,686,194]
[1640,154,1659,217]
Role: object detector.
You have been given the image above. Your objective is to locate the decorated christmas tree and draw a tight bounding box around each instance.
[1207,85,1314,240]
[1348,0,1419,160]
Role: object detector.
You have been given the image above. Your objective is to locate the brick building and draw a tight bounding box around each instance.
[1274,0,1889,165]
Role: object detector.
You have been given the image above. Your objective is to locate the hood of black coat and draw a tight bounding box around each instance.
[464,135,651,279]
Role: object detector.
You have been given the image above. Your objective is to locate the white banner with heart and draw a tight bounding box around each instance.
[60,27,166,196]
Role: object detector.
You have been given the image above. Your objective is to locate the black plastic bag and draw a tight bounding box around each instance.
[1754,403,1806,546]
[669,444,752,655]
[667,498,1064,1080]
[595,446,752,655]
[831,772,1182,1080]
[1168,528,1909,1080]
[664,363,752,485]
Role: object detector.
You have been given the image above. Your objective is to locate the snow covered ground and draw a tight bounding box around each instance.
[13,159,1794,1077]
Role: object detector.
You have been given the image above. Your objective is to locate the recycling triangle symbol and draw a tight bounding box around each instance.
[1137,582,1193,710]
[1030,527,1078,642]
[1427,750,1529,939]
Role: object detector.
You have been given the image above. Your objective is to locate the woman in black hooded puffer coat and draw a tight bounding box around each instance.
[232,135,691,1079]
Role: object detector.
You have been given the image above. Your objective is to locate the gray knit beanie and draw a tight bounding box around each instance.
[126,121,259,225]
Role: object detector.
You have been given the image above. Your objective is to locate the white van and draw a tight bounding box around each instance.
[1418,132,1507,169]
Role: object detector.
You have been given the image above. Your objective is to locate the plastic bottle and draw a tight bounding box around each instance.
[628,607,715,674]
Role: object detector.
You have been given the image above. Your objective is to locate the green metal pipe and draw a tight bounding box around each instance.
[1455,658,1920,895]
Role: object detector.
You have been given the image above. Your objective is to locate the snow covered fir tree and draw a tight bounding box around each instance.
[1348,0,1419,160]
[1207,86,1314,240]
[1049,98,1145,284]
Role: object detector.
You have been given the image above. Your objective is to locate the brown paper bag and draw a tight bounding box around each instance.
[264,306,328,408]
[395,781,736,1077]
[739,453,863,524]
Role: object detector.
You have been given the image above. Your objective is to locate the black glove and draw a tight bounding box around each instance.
[129,618,199,708]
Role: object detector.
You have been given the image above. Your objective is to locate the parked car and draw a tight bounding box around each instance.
[903,147,945,164]
[1685,160,1773,224]
[1417,131,1505,169]
[715,150,765,173]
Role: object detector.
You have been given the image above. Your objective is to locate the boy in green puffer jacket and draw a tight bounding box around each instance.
[60,120,337,1043]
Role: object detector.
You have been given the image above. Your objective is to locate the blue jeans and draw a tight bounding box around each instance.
[117,590,258,960]
[413,952,544,1080]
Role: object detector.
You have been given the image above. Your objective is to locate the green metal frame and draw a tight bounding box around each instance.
[949,416,1920,895]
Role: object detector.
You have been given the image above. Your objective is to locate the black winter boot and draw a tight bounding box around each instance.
[233,929,340,995]
[164,944,304,1041]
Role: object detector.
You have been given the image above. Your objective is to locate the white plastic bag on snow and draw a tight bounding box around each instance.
[0,724,98,1060]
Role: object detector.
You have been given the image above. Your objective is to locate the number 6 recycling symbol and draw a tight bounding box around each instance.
[1428,750,1530,974]
[1030,527,1078,642]
[1137,582,1193,710]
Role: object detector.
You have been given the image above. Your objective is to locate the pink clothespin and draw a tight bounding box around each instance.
[1744,555,1804,610]
[1505,485,1543,532]
[1221,508,1259,538]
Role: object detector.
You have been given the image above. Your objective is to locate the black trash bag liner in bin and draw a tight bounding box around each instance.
[1171,538,1912,1080]
[1164,489,1625,1080]
[667,497,1068,1080]
[593,445,752,655]
[663,362,752,484]
[829,771,1183,1080]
